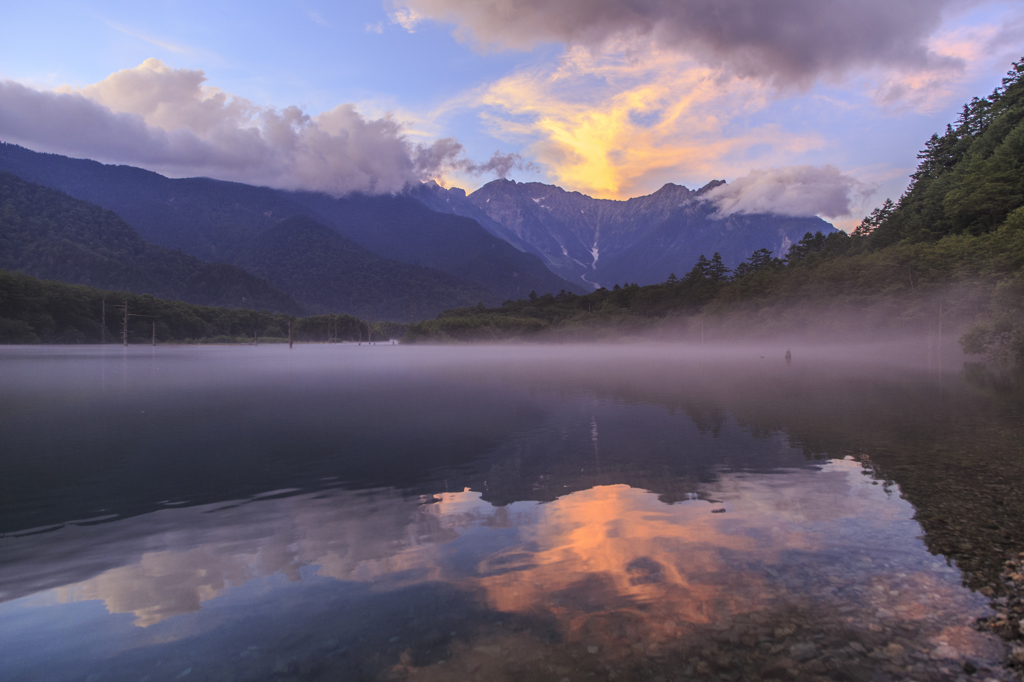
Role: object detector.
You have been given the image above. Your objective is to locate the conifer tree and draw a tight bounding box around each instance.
[707,253,730,283]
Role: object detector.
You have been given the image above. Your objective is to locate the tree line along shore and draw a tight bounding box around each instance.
[0,268,404,345]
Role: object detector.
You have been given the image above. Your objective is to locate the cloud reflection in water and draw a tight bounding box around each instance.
[31,461,974,647]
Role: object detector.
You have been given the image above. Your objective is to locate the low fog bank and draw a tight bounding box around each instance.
[398,336,969,373]
[406,278,1018,366]
[0,333,974,386]
[424,313,982,372]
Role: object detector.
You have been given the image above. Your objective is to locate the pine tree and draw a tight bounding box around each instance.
[696,255,710,278]
[707,252,730,283]
[854,199,895,237]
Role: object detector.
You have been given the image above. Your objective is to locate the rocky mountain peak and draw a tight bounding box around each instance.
[408,174,835,291]
[452,177,836,289]
[695,179,727,195]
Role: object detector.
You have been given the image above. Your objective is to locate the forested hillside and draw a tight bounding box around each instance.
[237,215,500,319]
[869,61,1024,245]
[0,268,391,344]
[406,59,1024,362]
[0,172,300,313]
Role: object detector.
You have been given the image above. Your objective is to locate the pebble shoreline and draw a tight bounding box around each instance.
[978,553,1024,677]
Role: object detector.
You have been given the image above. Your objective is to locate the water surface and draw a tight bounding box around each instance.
[0,344,1019,681]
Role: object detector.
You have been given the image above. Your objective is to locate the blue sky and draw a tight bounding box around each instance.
[2,0,1023,230]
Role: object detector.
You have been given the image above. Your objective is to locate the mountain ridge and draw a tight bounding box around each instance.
[423,177,835,288]
[0,171,301,313]
[0,143,586,308]
[236,215,501,320]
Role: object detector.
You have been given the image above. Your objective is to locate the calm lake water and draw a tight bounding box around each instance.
[1,343,1021,682]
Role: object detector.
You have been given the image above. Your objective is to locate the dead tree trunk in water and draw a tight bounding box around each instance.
[152,321,156,346]
[122,300,128,347]
[288,321,293,349]
[101,298,106,345]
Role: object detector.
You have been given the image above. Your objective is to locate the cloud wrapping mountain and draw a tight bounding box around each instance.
[0,59,488,196]
[704,166,872,219]
[391,0,968,84]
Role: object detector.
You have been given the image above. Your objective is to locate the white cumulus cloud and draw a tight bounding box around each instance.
[389,7,424,32]
[704,166,873,219]
[0,59,506,195]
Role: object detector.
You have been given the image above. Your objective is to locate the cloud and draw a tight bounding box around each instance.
[62,58,256,136]
[865,9,1024,113]
[465,150,536,178]
[989,10,1024,51]
[0,59,510,195]
[388,7,424,32]
[703,166,874,219]
[467,46,824,199]
[0,77,220,168]
[391,0,976,86]
[413,1,1017,197]
[365,21,384,34]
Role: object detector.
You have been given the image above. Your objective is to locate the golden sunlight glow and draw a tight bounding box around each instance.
[471,46,824,198]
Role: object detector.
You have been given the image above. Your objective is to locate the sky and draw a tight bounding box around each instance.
[1,0,1023,230]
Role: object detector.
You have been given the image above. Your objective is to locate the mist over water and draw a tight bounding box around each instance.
[0,343,1019,681]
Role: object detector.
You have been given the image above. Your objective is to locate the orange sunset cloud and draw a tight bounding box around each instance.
[467,46,825,199]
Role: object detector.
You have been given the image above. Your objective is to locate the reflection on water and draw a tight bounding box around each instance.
[0,344,1018,681]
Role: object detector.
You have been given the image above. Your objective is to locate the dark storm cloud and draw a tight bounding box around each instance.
[394,0,974,84]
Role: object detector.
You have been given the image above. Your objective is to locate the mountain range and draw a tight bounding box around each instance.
[0,143,580,318]
[0,141,839,319]
[419,179,836,289]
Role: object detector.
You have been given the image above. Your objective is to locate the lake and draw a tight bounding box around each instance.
[1,343,1021,681]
